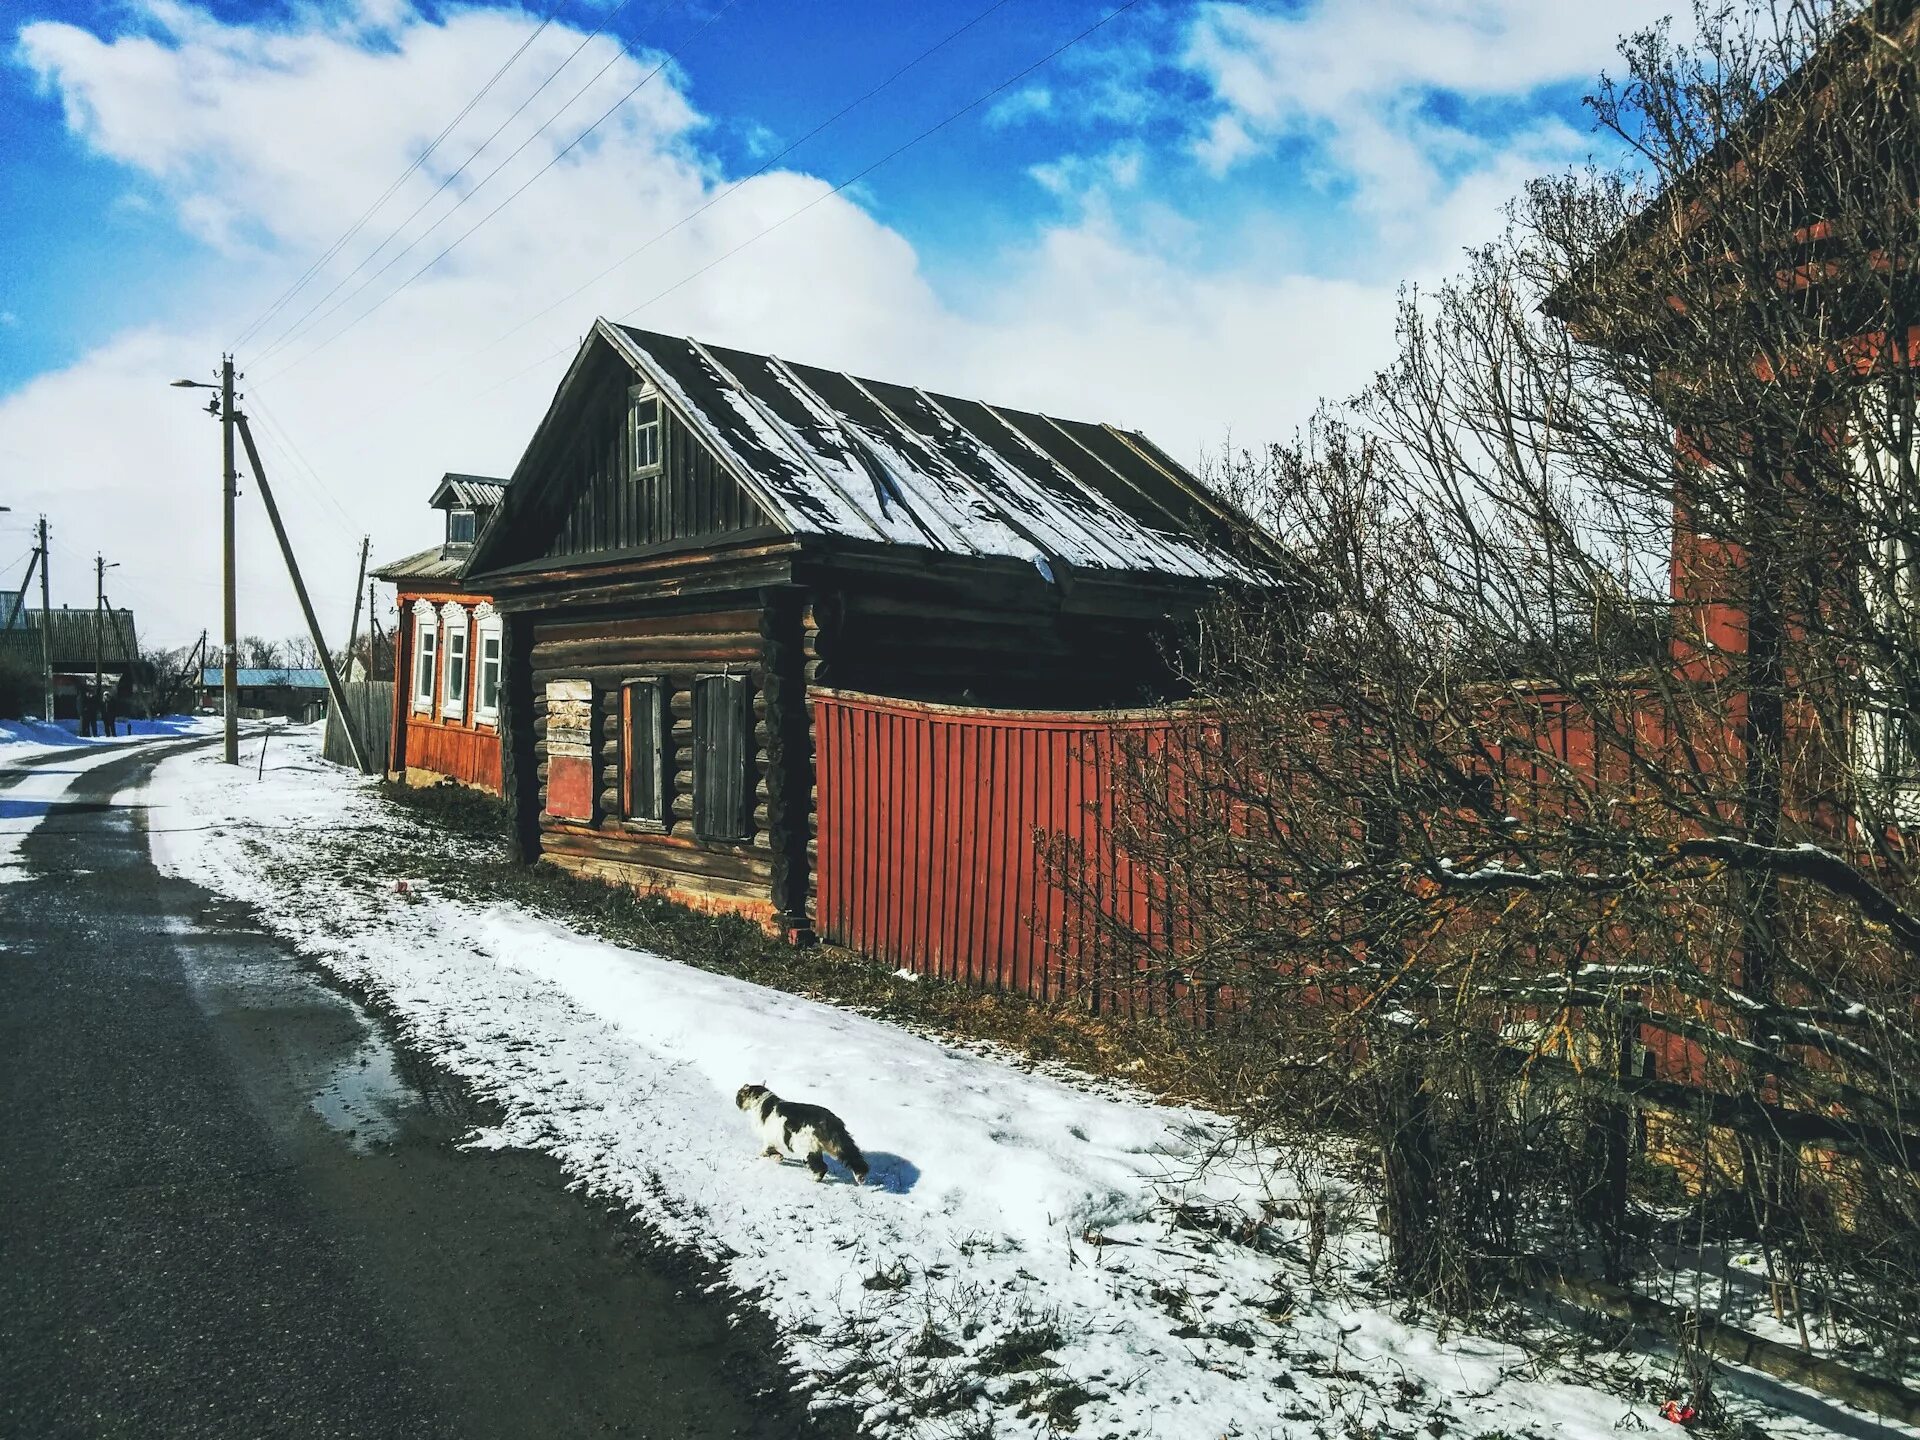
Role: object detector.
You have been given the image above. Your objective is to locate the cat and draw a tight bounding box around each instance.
[735,1083,870,1185]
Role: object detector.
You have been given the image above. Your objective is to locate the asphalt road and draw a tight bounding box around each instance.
[0,739,832,1439]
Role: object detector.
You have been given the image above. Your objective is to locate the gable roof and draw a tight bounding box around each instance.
[0,606,139,671]
[472,319,1282,585]
[428,473,506,511]
[1553,0,1920,321]
[372,472,507,587]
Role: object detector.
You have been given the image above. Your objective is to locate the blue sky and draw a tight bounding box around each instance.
[0,0,1679,641]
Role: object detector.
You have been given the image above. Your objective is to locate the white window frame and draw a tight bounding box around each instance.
[1851,416,1920,823]
[440,602,470,721]
[411,606,438,713]
[475,605,503,724]
[629,384,663,478]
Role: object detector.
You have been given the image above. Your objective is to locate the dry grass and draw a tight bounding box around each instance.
[371,780,1305,1119]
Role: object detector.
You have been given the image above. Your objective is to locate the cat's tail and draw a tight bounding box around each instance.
[822,1124,870,1185]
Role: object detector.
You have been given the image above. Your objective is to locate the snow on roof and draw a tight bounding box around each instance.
[600,322,1269,583]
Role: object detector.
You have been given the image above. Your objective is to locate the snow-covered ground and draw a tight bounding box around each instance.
[0,713,222,764]
[139,728,1905,1439]
[0,715,225,882]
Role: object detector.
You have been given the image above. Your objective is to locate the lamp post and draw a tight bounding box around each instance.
[171,358,239,765]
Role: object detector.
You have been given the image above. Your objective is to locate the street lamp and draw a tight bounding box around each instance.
[170,359,240,764]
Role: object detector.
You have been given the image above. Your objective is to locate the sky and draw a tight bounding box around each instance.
[0,0,1689,648]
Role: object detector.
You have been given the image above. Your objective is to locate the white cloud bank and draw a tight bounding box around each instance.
[3,0,1660,643]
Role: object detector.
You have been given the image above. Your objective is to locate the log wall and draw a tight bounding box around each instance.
[530,601,779,924]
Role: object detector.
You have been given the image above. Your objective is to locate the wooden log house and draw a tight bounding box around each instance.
[465,319,1287,935]
[374,473,507,793]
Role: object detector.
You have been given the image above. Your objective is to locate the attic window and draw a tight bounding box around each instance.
[629,386,662,477]
[448,508,476,544]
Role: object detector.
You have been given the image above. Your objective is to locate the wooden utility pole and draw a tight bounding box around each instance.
[93,554,103,717]
[221,356,239,765]
[232,414,366,772]
[37,517,50,722]
[342,536,369,683]
[368,580,381,678]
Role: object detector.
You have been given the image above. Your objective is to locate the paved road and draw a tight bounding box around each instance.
[0,740,830,1439]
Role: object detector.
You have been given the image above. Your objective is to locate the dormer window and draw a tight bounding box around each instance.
[448,508,476,545]
[629,386,662,477]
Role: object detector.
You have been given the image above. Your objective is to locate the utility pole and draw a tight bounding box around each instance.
[92,554,120,733]
[343,536,369,683]
[221,355,238,764]
[37,517,50,722]
[170,359,240,762]
[232,413,366,772]
[93,553,103,713]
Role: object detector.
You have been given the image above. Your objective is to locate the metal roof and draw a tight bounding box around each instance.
[0,607,138,669]
[370,543,475,585]
[590,322,1274,583]
[200,667,329,689]
[428,473,506,511]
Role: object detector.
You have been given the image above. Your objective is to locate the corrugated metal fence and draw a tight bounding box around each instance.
[812,689,1194,1016]
[323,681,394,775]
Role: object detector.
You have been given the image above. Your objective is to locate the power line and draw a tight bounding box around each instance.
[232,2,564,353]
[251,0,679,372]
[485,0,1149,400]
[243,387,364,539]
[455,0,1020,377]
[249,0,643,367]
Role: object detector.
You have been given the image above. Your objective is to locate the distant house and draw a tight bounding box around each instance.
[200,667,329,723]
[461,320,1286,932]
[372,473,506,793]
[0,603,141,720]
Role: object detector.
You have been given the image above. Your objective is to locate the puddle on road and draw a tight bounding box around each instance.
[169,911,435,1157]
[311,1039,416,1152]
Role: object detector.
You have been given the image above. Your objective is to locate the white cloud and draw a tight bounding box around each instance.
[985,84,1052,128]
[1170,0,1691,272]
[3,0,1410,645]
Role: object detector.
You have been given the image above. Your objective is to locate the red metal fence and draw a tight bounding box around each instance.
[812,689,1186,1015]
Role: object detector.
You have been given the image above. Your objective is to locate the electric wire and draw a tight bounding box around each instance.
[243,386,364,539]
[459,0,1020,373]
[248,0,644,366]
[232,2,564,353]
[254,0,705,376]
[484,0,1149,399]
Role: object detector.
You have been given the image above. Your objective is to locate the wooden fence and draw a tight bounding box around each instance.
[323,681,393,775]
[812,689,1192,1016]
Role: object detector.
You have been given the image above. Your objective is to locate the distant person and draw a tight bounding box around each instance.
[103,690,119,738]
[78,689,97,738]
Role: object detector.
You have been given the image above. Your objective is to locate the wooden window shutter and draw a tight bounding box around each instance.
[623,679,667,825]
[692,674,751,842]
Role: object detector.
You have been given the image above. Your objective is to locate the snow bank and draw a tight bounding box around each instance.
[141,731,1863,1439]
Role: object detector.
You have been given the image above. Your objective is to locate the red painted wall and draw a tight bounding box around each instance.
[390,589,504,795]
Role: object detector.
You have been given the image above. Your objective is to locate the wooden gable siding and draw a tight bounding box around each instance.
[531,365,770,565]
[528,600,780,923]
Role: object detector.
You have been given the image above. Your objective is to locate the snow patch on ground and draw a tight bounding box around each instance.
[141,729,1888,1439]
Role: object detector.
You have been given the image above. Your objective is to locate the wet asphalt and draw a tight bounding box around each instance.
[0,740,830,1440]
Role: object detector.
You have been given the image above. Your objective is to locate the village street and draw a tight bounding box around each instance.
[0,735,829,1440]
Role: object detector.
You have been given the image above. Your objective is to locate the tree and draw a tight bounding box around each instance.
[241,635,284,669]
[1106,0,1920,1341]
[281,633,320,670]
